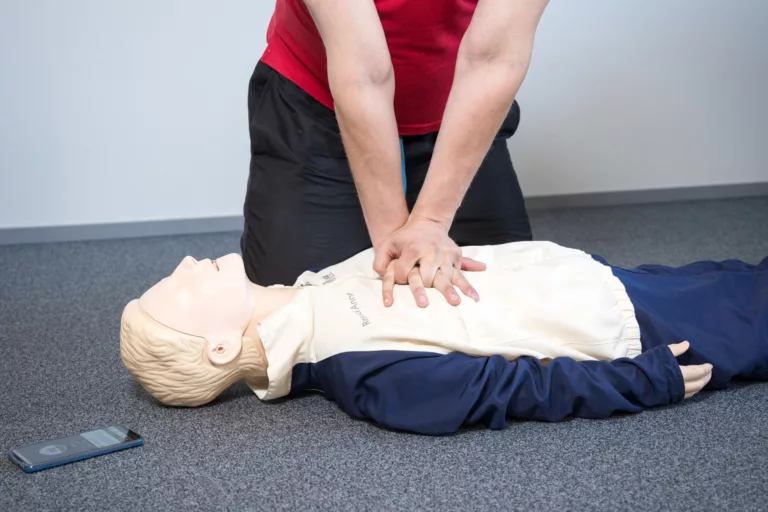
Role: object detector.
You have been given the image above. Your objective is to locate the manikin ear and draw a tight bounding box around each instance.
[205,334,243,365]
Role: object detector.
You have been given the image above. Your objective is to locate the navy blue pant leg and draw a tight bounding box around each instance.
[604,256,768,390]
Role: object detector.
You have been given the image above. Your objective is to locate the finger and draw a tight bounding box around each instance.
[394,246,422,284]
[668,341,690,358]
[461,257,487,272]
[685,371,713,399]
[373,242,396,276]
[418,254,440,288]
[681,363,713,398]
[684,368,713,391]
[684,370,712,398]
[430,256,456,291]
[693,368,714,394]
[381,261,396,307]
[433,270,460,306]
[451,269,480,302]
[408,267,429,307]
[681,362,713,382]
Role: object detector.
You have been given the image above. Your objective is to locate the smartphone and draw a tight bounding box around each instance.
[8,425,143,473]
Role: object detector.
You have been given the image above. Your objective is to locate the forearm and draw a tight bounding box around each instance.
[495,347,686,423]
[412,0,549,227]
[330,75,409,246]
[412,57,527,227]
[304,0,409,247]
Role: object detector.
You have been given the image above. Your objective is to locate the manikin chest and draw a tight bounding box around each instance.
[305,263,632,363]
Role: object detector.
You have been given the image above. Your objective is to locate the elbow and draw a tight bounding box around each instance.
[327,61,394,114]
[459,48,530,76]
[360,63,395,88]
[458,36,532,75]
[455,45,530,100]
[328,59,394,96]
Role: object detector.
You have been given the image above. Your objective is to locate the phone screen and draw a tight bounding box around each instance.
[11,426,141,467]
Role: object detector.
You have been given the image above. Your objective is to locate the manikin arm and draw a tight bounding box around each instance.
[311,345,685,435]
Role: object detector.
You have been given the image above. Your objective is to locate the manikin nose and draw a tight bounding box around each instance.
[176,256,198,271]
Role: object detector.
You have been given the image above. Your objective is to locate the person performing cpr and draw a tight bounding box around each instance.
[120,241,768,435]
[240,0,550,307]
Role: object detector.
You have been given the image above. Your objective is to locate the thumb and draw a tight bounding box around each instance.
[461,257,487,272]
[668,341,690,358]
[373,242,396,276]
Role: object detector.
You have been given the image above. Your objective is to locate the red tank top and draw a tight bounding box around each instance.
[261,0,478,136]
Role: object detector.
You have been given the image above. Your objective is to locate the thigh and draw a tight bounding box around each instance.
[241,62,371,286]
[402,101,532,246]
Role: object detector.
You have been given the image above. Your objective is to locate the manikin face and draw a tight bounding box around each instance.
[138,253,257,365]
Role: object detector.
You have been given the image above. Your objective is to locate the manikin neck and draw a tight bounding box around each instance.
[241,283,299,370]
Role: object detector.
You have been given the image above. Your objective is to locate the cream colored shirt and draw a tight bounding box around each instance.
[252,241,642,401]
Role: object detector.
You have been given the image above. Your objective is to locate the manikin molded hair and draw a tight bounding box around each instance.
[119,299,265,407]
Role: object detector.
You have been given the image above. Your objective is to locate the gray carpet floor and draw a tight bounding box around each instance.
[1,197,767,512]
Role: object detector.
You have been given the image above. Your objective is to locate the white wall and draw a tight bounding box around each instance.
[0,0,274,229]
[1,0,767,229]
[512,0,768,195]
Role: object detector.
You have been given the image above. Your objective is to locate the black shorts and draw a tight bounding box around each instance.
[241,61,532,286]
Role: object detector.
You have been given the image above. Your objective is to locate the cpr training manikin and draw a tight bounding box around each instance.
[120,241,768,435]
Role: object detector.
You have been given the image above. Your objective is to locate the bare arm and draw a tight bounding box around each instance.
[411,0,550,227]
[304,0,408,246]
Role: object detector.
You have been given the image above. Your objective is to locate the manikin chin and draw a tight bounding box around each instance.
[120,254,296,407]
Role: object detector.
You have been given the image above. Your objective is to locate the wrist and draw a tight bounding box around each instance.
[409,204,454,232]
[370,213,409,247]
[408,211,452,232]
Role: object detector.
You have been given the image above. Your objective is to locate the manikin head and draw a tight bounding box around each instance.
[120,253,267,406]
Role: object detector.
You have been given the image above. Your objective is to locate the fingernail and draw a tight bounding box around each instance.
[384,298,392,307]
[471,290,479,301]
[450,291,459,301]
[419,293,428,305]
